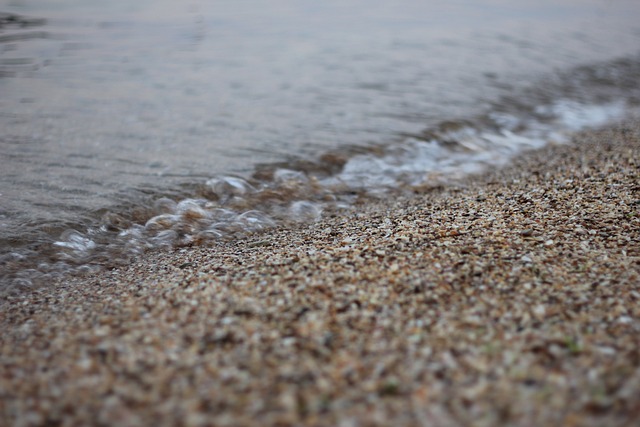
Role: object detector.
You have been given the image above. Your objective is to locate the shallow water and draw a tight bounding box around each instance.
[1,0,640,289]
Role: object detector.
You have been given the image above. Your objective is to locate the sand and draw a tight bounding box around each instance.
[1,123,639,427]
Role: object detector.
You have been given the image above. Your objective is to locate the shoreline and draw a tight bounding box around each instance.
[2,123,640,426]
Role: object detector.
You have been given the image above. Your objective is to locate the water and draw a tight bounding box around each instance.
[1,0,640,290]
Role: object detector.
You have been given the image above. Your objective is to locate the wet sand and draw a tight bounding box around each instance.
[2,123,640,426]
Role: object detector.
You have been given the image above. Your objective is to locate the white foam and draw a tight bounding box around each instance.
[546,100,626,131]
[328,100,628,192]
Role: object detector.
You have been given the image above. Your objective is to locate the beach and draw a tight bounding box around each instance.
[2,122,640,426]
[3,1,640,278]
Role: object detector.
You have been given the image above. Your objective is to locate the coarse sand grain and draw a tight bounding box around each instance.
[2,123,640,427]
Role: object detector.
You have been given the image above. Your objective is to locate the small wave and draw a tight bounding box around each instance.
[0,98,635,293]
[324,100,630,191]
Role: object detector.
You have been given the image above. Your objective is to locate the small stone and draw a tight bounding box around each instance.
[521,255,533,263]
[533,304,546,317]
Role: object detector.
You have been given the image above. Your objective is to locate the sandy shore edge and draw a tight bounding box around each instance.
[2,123,640,426]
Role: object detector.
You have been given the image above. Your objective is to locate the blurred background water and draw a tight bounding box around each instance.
[1,0,640,288]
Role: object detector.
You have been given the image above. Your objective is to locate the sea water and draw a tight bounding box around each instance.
[1,0,640,289]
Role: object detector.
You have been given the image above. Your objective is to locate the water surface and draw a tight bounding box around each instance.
[1,0,640,288]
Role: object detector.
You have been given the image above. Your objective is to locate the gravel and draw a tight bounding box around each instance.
[2,123,639,427]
